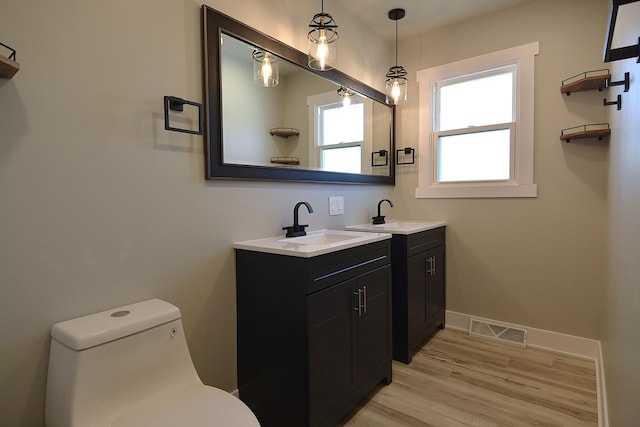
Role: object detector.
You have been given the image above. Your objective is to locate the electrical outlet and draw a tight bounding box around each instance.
[329,196,344,216]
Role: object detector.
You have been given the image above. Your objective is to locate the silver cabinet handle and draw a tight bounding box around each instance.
[426,256,432,275]
[353,288,363,316]
[363,286,367,314]
[432,256,436,276]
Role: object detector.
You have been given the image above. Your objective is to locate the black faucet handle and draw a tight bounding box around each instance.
[283,224,309,237]
[372,215,386,225]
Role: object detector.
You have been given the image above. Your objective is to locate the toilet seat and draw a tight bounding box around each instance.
[111,384,260,427]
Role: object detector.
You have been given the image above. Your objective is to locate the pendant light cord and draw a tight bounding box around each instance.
[395,19,399,66]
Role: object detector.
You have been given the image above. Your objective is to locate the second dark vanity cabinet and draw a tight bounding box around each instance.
[235,240,392,427]
[392,226,446,363]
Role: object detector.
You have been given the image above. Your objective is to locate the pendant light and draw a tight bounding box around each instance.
[252,49,279,87]
[386,8,407,105]
[337,86,354,107]
[308,0,338,71]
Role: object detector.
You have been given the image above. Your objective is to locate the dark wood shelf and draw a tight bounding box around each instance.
[0,54,19,79]
[560,124,611,142]
[269,127,299,138]
[560,70,610,95]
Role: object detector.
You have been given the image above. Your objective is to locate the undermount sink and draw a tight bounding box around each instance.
[234,229,391,258]
[278,232,359,246]
[345,220,447,235]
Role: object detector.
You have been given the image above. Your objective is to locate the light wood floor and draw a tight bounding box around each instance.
[343,329,598,427]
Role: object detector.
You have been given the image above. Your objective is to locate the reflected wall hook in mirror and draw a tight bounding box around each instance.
[163,96,203,135]
[371,150,389,167]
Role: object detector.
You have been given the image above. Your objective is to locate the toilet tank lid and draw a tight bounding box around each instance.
[51,299,181,351]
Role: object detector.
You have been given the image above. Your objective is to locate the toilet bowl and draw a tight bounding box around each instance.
[45,299,260,427]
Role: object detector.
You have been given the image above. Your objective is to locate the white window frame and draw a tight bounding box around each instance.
[416,42,539,198]
[307,91,373,174]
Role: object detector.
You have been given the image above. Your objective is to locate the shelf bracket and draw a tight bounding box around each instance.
[0,42,16,61]
[603,94,622,110]
[608,72,630,92]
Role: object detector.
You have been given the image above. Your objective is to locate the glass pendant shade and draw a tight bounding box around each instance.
[385,65,408,105]
[252,50,279,87]
[308,11,338,71]
[337,86,354,107]
[386,8,407,105]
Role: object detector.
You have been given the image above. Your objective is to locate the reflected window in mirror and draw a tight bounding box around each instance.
[308,91,372,174]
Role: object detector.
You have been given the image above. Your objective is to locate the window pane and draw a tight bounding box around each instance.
[322,146,361,173]
[321,103,364,145]
[438,70,513,131]
[437,129,510,182]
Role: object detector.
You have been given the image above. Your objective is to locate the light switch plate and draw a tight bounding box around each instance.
[329,196,344,216]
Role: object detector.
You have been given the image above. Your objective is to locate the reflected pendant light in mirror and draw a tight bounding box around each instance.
[308,0,338,71]
[253,49,279,87]
[385,8,407,105]
[337,86,354,107]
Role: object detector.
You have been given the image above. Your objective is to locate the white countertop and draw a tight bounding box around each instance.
[345,220,447,235]
[233,229,392,258]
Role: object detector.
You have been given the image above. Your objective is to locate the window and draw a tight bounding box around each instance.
[308,91,373,174]
[416,42,539,198]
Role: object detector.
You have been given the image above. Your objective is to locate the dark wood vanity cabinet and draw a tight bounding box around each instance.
[391,227,446,364]
[235,240,392,427]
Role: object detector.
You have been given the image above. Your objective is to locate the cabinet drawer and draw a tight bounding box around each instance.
[406,227,445,257]
[307,240,391,294]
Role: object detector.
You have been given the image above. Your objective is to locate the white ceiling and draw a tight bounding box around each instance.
[336,0,537,41]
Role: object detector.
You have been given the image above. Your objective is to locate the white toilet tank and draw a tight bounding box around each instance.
[45,299,259,427]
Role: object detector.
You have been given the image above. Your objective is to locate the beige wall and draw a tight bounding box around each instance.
[2,0,626,426]
[603,24,640,427]
[0,1,391,426]
[391,0,609,338]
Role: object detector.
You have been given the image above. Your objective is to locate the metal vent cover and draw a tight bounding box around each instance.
[469,319,527,348]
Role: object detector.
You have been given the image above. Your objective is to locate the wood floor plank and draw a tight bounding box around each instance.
[343,329,598,427]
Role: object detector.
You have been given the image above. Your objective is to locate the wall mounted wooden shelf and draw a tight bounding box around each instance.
[0,54,19,79]
[561,70,610,95]
[269,127,299,138]
[560,124,611,142]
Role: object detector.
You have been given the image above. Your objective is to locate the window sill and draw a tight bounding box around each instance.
[415,183,537,198]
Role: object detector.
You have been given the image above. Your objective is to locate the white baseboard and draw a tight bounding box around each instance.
[445,310,608,426]
[595,341,609,427]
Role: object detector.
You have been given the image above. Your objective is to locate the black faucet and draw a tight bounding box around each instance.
[372,199,394,224]
[283,202,314,237]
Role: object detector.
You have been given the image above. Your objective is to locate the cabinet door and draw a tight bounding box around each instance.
[427,245,445,325]
[356,265,392,387]
[307,277,357,419]
[406,252,428,347]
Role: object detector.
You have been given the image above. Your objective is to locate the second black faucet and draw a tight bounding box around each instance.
[372,199,394,224]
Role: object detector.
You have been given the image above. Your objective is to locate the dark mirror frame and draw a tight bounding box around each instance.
[202,6,395,185]
[603,0,640,62]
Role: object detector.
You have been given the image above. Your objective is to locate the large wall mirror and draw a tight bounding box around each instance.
[202,6,395,185]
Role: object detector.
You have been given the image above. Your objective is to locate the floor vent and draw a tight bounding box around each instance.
[469,319,527,348]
